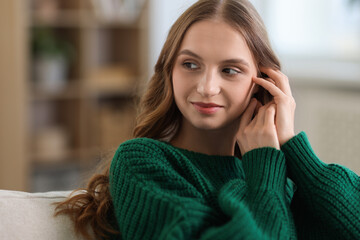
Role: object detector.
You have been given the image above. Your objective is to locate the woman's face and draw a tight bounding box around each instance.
[172,19,258,131]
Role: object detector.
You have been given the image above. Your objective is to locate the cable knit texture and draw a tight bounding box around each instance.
[281,132,360,239]
[109,132,360,239]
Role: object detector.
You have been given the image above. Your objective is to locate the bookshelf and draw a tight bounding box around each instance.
[26,0,148,191]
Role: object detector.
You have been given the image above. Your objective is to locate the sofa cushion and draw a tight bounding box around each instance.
[0,190,91,240]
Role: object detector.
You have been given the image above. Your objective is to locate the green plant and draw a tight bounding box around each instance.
[31,27,74,61]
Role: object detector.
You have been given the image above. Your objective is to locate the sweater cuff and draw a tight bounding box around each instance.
[242,147,286,191]
[281,131,327,184]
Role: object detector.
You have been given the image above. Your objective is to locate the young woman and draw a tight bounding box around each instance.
[56,0,360,239]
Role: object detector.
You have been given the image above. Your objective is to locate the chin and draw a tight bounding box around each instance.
[190,118,230,131]
[180,108,241,132]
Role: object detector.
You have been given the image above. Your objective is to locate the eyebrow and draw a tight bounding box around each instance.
[178,49,250,68]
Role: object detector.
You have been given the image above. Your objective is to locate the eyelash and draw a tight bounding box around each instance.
[182,61,242,76]
[222,68,241,75]
[182,62,199,70]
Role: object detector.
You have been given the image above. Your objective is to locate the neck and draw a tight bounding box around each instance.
[170,118,239,156]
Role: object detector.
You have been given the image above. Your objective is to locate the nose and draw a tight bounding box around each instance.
[196,69,221,97]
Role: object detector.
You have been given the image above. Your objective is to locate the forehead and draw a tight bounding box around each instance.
[179,19,255,65]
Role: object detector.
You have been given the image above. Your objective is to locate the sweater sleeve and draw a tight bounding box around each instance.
[281,132,360,239]
[110,140,295,240]
[204,148,296,239]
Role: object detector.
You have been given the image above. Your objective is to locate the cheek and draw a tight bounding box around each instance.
[229,82,251,99]
[233,94,249,111]
[172,68,183,98]
[227,81,253,111]
[172,67,196,98]
[172,68,190,105]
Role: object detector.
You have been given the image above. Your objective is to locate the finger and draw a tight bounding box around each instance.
[254,100,262,116]
[254,101,272,127]
[252,77,286,99]
[259,67,292,96]
[266,78,276,85]
[239,98,258,130]
[264,104,276,126]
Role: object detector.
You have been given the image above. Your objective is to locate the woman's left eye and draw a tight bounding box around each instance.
[183,62,199,70]
[222,68,240,75]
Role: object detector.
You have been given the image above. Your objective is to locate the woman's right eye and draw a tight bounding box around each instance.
[183,62,199,70]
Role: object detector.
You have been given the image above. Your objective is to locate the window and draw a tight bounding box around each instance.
[263,0,360,59]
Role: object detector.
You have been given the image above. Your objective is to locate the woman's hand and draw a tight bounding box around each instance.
[237,98,280,155]
[253,68,296,146]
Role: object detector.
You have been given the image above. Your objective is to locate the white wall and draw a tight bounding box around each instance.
[266,0,360,58]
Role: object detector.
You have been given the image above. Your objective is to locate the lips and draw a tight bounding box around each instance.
[191,102,223,114]
[193,102,221,107]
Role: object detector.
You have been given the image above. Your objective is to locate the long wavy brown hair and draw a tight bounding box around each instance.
[54,0,281,239]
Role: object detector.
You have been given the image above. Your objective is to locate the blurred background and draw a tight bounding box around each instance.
[0,0,359,192]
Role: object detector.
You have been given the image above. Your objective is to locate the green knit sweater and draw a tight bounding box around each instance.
[109,132,360,239]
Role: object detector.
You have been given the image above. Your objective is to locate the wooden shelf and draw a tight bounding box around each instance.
[30,147,100,164]
[0,0,149,190]
[16,0,149,191]
[30,81,82,101]
[30,10,82,28]
[29,8,144,29]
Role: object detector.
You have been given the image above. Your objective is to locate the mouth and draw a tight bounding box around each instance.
[191,102,223,114]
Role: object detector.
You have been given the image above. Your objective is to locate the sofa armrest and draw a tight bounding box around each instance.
[0,190,92,240]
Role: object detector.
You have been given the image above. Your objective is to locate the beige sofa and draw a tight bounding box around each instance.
[0,190,92,240]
